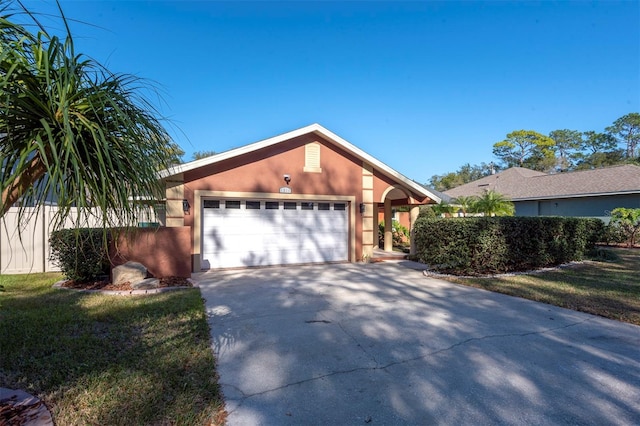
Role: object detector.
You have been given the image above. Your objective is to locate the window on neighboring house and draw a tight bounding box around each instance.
[303,142,322,173]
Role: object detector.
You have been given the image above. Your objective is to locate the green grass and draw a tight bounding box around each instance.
[445,248,640,326]
[0,273,225,425]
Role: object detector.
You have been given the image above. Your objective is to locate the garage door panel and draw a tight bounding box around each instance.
[316,215,346,227]
[202,200,348,268]
[289,213,315,226]
[297,238,346,252]
[204,249,276,269]
[281,250,321,263]
[206,252,263,269]
[203,247,345,268]
[208,238,250,252]
[315,233,348,246]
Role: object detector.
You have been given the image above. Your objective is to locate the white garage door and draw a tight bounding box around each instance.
[201,199,348,269]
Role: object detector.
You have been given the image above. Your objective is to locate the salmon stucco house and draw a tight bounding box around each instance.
[159,124,441,271]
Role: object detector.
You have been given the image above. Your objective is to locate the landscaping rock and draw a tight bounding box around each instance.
[0,388,53,426]
[112,261,147,286]
[132,278,160,290]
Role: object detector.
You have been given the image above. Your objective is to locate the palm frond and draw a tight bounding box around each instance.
[1,5,177,237]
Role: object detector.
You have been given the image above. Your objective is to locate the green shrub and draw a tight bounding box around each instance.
[418,205,437,219]
[414,216,604,275]
[584,218,606,250]
[49,228,111,282]
[591,246,621,262]
[602,222,627,245]
[379,220,410,247]
[609,207,640,247]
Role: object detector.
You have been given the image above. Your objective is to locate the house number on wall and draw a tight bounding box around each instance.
[279,187,292,194]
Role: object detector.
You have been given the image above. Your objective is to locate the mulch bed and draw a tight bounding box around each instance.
[60,276,193,291]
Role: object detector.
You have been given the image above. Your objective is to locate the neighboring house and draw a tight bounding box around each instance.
[445,165,640,222]
[159,124,441,271]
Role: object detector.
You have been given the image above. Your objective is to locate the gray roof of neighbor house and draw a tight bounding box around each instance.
[444,165,640,201]
[420,185,452,203]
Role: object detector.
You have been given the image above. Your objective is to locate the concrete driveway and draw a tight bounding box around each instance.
[197,261,640,425]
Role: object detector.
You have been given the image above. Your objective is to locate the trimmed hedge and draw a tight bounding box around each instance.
[413,216,604,275]
[49,228,112,282]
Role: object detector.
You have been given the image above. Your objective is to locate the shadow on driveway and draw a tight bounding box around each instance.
[197,262,640,425]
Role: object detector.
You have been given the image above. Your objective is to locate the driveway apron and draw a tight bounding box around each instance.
[197,262,640,425]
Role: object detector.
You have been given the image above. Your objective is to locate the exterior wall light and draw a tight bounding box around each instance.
[182,199,190,213]
[284,174,291,185]
[359,203,366,214]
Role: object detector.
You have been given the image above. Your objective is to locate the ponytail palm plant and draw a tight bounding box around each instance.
[0,3,180,232]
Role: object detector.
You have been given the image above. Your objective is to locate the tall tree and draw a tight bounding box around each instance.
[429,162,497,191]
[574,131,623,170]
[522,149,557,172]
[429,172,465,192]
[192,150,217,161]
[548,129,582,171]
[432,113,637,184]
[606,113,640,159]
[493,130,556,171]
[0,3,177,230]
[165,144,185,165]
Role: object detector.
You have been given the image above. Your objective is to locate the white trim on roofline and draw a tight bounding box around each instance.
[159,123,441,203]
[512,189,640,201]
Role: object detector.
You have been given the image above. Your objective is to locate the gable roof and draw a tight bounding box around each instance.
[445,165,640,201]
[160,123,441,203]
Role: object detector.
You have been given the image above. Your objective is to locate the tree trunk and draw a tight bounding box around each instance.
[0,155,48,217]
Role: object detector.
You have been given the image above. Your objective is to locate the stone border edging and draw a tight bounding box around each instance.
[52,279,199,296]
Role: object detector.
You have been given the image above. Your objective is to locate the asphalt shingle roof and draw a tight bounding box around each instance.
[444,165,640,201]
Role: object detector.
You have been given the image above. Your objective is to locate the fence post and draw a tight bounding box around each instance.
[41,205,47,273]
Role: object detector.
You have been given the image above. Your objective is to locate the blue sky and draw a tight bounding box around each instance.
[19,1,640,183]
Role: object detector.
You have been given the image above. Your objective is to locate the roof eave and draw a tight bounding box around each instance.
[513,190,640,201]
[158,124,321,179]
[310,126,442,204]
[159,124,442,204]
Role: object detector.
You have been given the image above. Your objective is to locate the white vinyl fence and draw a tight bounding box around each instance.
[0,206,161,274]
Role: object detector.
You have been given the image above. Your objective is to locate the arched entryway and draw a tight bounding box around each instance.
[378,186,423,257]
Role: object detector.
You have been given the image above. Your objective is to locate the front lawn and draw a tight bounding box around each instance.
[0,273,225,425]
[444,248,640,326]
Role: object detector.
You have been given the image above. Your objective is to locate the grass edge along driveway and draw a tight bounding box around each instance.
[444,247,640,326]
[0,273,225,425]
